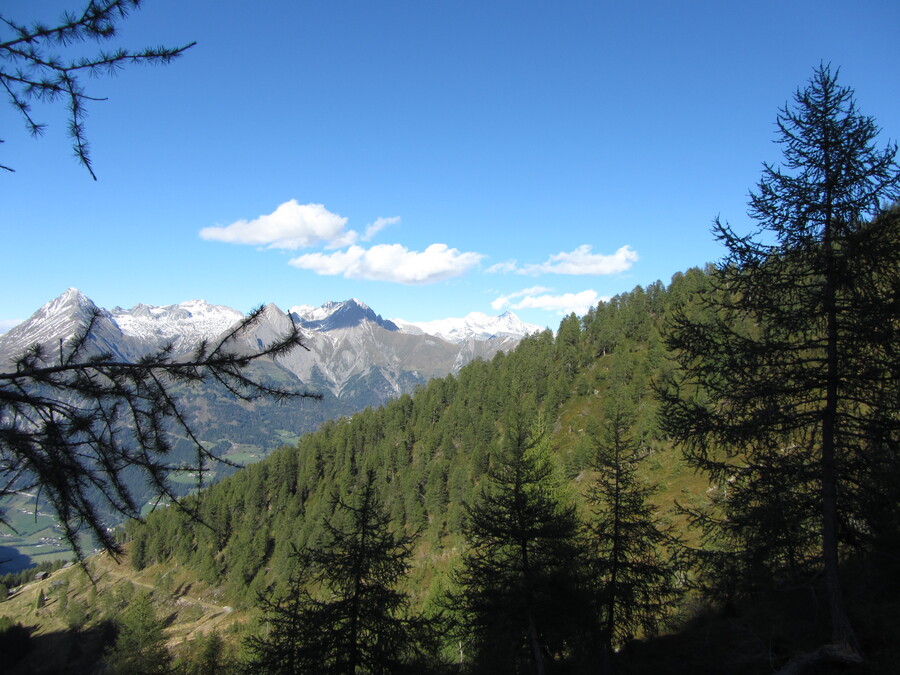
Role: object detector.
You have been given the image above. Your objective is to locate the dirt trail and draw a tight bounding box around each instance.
[97,561,229,613]
[90,554,239,645]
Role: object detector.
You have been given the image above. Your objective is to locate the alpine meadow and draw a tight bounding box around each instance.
[2,2,899,674]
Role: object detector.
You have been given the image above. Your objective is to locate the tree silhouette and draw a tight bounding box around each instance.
[245,469,434,674]
[587,394,682,671]
[0,306,318,559]
[444,406,593,674]
[1,0,195,177]
[659,64,899,665]
[105,592,171,674]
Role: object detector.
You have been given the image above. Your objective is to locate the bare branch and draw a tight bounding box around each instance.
[0,307,321,562]
[1,1,195,176]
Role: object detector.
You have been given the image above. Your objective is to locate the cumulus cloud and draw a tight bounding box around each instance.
[486,259,518,274]
[199,200,353,250]
[493,288,606,316]
[491,286,552,310]
[520,244,638,276]
[363,216,400,242]
[289,243,484,285]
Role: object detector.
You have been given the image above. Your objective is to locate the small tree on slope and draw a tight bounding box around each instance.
[443,405,594,674]
[587,393,683,672]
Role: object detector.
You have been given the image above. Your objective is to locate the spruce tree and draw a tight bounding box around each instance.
[659,65,899,663]
[105,592,171,675]
[444,405,593,674]
[245,469,433,674]
[587,393,682,672]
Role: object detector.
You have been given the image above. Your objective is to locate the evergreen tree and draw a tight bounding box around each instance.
[105,592,171,674]
[587,393,682,671]
[444,406,593,674]
[0,616,31,666]
[243,562,313,673]
[659,65,899,663]
[245,469,434,674]
[181,631,236,675]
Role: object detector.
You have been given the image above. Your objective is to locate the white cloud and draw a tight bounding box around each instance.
[486,259,518,274]
[363,216,400,242]
[493,288,606,316]
[491,286,552,310]
[199,200,353,250]
[520,244,638,276]
[288,243,484,285]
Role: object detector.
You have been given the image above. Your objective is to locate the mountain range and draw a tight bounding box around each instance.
[0,289,541,461]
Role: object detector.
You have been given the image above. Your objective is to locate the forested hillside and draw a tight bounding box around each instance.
[126,268,712,660]
[8,203,898,672]
[125,200,899,672]
[4,3,898,672]
[131,270,694,571]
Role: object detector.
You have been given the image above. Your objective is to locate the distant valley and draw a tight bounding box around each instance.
[0,289,540,569]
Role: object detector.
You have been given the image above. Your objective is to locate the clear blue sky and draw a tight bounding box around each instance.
[2,0,898,331]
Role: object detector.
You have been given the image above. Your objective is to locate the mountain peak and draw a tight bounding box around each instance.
[0,288,125,364]
[52,287,96,312]
[290,299,398,332]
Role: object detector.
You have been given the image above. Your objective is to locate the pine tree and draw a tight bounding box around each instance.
[243,564,314,674]
[587,394,682,671]
[105,592,171,674]
[444,405,593,673]
[659,65,899,663]
[245,469,434,674]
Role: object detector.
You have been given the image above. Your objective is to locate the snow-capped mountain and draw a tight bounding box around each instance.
[0,288,140,363]
[0,290,248,364]
[392,311,542,343]
[0,291,535,404]
[290,299,399,333]
[0,289,541,507]
[111,299,243,354]
[255,299,528,399]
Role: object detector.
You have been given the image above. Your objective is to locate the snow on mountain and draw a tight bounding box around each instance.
[111,299,244,353]
[0,288,135,363]
[392,311,541,344]
[4,287,95,346]
[1,290,535,404]
[290,299,399,332]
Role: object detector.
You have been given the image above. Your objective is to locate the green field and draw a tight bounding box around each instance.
[0,493,93,574]
[0,438,291,573]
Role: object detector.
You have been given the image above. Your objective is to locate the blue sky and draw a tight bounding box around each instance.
[2,0,899,331]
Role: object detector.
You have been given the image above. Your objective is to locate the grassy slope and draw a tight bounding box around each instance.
[1,550,247,674]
